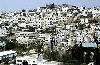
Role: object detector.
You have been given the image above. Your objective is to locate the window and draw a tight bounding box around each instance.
[46,40,48,41]
[17,60,22,62]
[33,61,35,63]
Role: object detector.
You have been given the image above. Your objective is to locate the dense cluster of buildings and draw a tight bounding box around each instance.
[0,3,100,65]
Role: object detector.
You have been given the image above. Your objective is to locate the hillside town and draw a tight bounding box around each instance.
[0,3,100,65]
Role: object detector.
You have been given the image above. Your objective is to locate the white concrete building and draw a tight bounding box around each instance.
[44,33,52,49]
[16,32,34,48]
[62,6,68,12]
[66,25,76,30]
[16,54,63,65]
[80,18,88,24]
[0,50,17,63]
[0,41,6,46]
[16,54,43,65]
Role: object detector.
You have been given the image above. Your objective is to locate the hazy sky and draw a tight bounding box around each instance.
[0,0,100,11]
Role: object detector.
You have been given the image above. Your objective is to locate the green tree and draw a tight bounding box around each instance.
[12,23,18,27]
[63,13,67,17]
[74,20,80,23]
[78,24,86,30]
[39,15,41,18]
[12,54,16,59]
[19,44,26,51]
[5,41,16,50]
[89,19,98,23]
[0,45,4,50]
[94,48,100,65]
[44,28,56,33]
[85,51,91,64]
[74,18,80,23]
[4,57,9,64]
[8,27,13,33]
[43,49,60,61]
[74,12,78,16]
[87,13,93,18]
[71,44,83,62]
[4,23,9,26]
[37,43,43,53]
[93,19,99,23]
[2,58,6,62]
[61,51,72,63]
[28,26,36,32]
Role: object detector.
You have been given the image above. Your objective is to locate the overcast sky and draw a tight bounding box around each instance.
[0,0,100,11]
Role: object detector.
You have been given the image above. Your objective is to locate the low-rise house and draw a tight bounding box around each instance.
[0,50,17,63]
[82,43,97,48]
[0,28,7,35]
[16,53,63,65]
[16,54,43,65]
[75,31,84,44]
[65,25,76,31]
[62,6,68,12]
[16,32,35,48]
[44,33,52,49]
[80,18,88,24]
[95,31,100,42]
[0,41,6,46]
[81,10,88,16]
